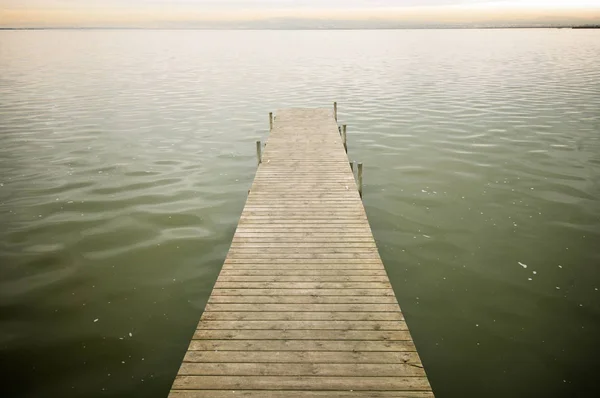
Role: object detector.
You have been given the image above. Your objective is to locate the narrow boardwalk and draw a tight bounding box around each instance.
[169,108,434,397]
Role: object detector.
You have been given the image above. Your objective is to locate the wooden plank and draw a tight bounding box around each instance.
[170,392,434,398]
[218,269,389,276]
[234,227,374,231]
[188,339,415,351]
[226,248,380,253]
[207,295,399,304]
[183,350,423,364]
[196,320,408,330]
[220,264,386,270]
[213,282,392,289]
[215,275,389,282]
[200,311,403,321]
[223,258,382,264]
[204,303,400,312]
[178,362,426,377]
[229,242,377,247]
[225,254,382,259]
[192,330,412,341]
[211,289,396,296]
[169,108,433,396]
[172,376,432,391]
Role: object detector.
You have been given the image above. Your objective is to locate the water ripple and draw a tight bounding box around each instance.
[1,29,599,398]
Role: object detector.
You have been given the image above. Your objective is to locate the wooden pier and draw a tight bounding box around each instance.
[169,107,434,397]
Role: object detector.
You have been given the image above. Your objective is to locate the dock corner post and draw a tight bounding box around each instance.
[269,112,273,131]
[333,101,338,121]
[358,162,363,198]
[342,124,347,152]
[256,140,262,165]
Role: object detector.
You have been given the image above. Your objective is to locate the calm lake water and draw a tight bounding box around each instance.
[1,29,599,397]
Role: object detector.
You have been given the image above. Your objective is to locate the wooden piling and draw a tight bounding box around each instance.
[256,140,262,165]
[269,112,273,131]
[333,101,337,121]
[342,124,347,152]
[358,162,363,198]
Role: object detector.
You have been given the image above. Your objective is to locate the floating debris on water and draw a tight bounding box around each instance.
[518,262,528,269]
[93,319,99,323]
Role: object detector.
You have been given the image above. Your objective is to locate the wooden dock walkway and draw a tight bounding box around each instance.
[169,107,434,397]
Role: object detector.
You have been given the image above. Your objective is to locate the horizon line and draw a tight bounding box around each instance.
[1,25,598,30]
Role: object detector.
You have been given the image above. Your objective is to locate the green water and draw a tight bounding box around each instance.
[1,29,599,397]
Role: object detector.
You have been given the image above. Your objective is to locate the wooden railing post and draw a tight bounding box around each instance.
[256,141,262,165]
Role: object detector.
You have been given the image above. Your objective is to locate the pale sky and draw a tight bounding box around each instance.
[1,0,599,27]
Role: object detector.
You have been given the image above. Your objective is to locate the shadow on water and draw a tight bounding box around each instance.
[1,335,171,398]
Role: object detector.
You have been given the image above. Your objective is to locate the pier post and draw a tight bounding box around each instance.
[358,162,363,198]
[269,112,273,131]
[350,162,354,172]
[256,140,262,165]
[342,124,347,152]
[333,102,337,121]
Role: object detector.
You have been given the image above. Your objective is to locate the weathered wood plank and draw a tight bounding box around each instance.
[170,392,434,398]
[172,376,432,391]
[196,320,408,330]
[226,248,380,253]
[200,311,403,321]
[215,275,389,282]
[204,303,401,312]
[192,329,412,341]
[207,295,398,304]
[220,264,386,270]
[229,242,377,247]
[213,282,392,289]
[177,363,425,377]
[218,269,389,276]
[183,350,423,364]
[225,254,382,259]
[188,339,415,352]
[211,289,395,296]
[223,258,382,264]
